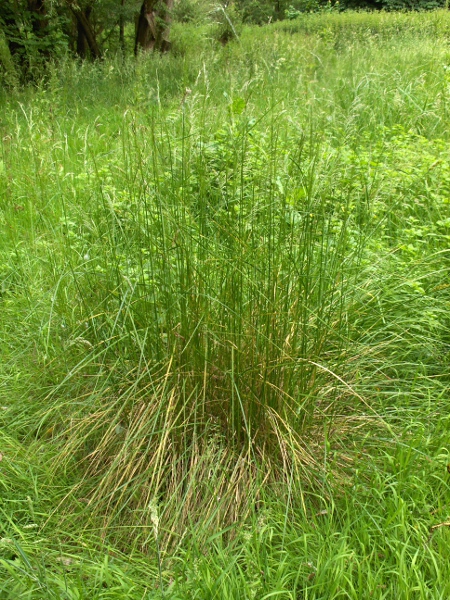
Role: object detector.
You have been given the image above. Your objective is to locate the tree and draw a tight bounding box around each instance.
[69,2,102,59]
[119,0,126,54]
[0,2,26,62]
[0,0,51,65]
[0,0,66,78]
[27,0,50,47]
[134,0,174,54]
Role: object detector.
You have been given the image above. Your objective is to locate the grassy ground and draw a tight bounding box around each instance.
[1,10,450,599]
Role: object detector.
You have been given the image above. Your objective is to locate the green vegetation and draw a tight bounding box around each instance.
[1,0,448,84]
[1,10,450,598]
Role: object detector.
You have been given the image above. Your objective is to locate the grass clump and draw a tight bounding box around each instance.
[1,9,450,597]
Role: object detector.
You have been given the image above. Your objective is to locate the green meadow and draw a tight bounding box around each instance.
[1,10,450,598]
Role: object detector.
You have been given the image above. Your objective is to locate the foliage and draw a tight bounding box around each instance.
[285,1,323,18]
[0,0,68,78]
[172,0,209,22]
[0,0,448,82]
[211,3,242,42]
[277,7,450,38]
[381,0,445,8]
[236,0,276,24]
[236,0,448,23]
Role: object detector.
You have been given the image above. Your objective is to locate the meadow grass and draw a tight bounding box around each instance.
[1,10,450,598]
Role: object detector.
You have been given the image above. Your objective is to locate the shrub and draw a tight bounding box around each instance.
[382,0,445,8]
[172,0,208,23]
[238,0,276,24]
[211,3,242,43]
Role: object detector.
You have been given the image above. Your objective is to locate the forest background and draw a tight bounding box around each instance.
[1,0,449,81]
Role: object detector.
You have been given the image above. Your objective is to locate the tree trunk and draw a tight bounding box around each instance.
[71,4,101,59]
[134,0,173,55]
[76,5,90,58]
[27,0,48,39]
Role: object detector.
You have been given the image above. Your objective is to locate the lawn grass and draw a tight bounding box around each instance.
[1,10,450,598]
